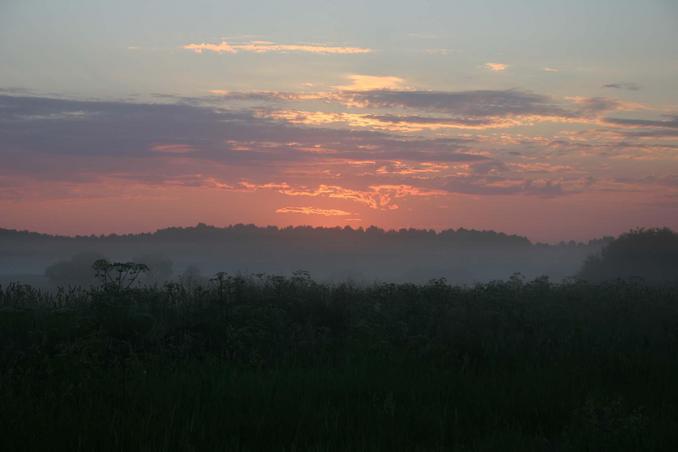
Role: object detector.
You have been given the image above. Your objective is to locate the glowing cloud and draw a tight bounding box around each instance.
[183,42,237,54]
[264,110,593,131]
[334,75,406,91]
[484,63,508,72]
[239,181,443,210]
[282,184,444,210]
[275,206,353,216]
[183,40,371,55]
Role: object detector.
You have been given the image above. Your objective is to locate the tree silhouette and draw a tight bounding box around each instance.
[578,228,678,284]
[45,252,105,286]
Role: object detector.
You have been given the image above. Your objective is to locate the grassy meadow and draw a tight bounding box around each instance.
[2,274,678,451]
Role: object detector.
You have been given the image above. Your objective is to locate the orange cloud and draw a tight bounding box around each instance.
[484,63,508,72]
[183,40,371,55]
[275,206,354,216]
[202,177,235,190]
[264,110,594,131]
[183,42,237,54]
[278,184,385,208]
[283,184,445,210]
[239,181,291,191]
[334,75,406,91]
[263,110,471,131]
[237,182,444,210]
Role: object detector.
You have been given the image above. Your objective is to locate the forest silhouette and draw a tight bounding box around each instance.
[1,224,616,286]
[578,228,678,284]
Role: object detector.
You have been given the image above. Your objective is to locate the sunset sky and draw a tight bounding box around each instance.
[1,0,677,242]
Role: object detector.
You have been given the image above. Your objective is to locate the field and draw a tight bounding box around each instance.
[2,275,678,451]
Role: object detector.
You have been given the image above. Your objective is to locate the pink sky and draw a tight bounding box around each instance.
[1,1,677,242]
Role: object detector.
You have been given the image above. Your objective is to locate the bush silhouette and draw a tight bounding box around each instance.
[132,254,173,284]
[578,228,678,284]
[45,251,105,286]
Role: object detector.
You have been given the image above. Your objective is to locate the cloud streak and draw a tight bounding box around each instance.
[602,82,641,91]
[260,89,636,131]
[275,206,354,216]
[343,89,570,117]
[183,40,372,55]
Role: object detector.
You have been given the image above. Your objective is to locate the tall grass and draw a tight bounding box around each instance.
[2,275,678,451]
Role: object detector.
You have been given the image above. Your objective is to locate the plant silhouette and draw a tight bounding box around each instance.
[92,259,149,290]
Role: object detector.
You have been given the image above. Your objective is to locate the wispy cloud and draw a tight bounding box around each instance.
[484,63,508,72]
[602,82,641,91]
[183,40,371,55]
[242,181,444,210]
[603,115,678,129]
[275,206,353,216]
[150,143,195,154]
[183,41,237,54]
[337,89,573,121]
[565,96,645,115]
[543,67,559,73]
[346,89,563,115]
[265,110,549,131]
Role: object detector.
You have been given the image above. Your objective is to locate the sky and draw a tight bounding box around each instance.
[1,0,677,242]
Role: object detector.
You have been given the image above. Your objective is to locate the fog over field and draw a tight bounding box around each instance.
[0,224,611,287]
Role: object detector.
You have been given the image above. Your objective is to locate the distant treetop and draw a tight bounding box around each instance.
[577,228,678,284]
[1,224,532,246]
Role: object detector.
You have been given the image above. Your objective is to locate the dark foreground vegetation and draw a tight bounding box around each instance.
[2,272,678,451]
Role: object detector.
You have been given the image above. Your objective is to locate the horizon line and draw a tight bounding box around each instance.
[0,221,651,245]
